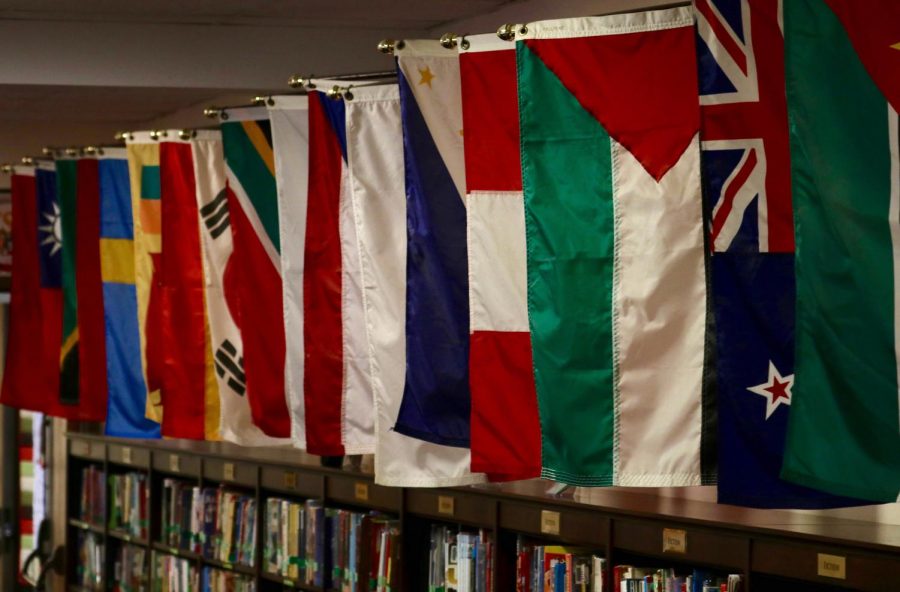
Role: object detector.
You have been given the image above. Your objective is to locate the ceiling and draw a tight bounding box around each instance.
[0,0,515,29]
[0,85,265,124]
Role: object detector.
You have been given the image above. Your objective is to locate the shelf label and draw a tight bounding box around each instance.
[662,528,687,554]
[223,462,235,481]
[817,553,846,579]
[283,471,297,490]
[540,510,560,535]
[354,482,369,502]
[122,447,132,464]
[438,495,455,516]
[169,454,180,473]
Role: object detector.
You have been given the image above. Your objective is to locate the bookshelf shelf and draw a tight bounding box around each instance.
[203,556,256,576]
[66,433,900,592]
[151,541,202,562]
[108,528,148,546]
[68,518,105,535]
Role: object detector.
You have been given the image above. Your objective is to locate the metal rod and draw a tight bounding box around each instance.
[209,69,397,117]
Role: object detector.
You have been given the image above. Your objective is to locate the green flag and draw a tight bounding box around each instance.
[782,0,900,501]
[516,7,711,486]
[57,158,80,406]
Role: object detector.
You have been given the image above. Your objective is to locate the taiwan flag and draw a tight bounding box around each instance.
[1,164,69,418]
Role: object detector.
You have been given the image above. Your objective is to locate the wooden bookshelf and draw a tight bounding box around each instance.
[65,432,900,591]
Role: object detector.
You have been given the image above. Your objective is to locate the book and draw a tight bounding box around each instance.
[108,471,148,539]
[112,543,147,592]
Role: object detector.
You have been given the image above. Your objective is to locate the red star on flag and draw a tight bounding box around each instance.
[747,361,793,420]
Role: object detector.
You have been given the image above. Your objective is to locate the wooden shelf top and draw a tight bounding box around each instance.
[68,432,900,555]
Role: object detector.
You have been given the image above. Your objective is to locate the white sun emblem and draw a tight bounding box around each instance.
[39,201,62,256]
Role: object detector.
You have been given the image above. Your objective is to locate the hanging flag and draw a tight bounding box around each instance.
[1,167,42,411]
[394,39,471,447]
[517,7,709,486]
[57,155,108,420]
[192,131,285,446]
[76,156,108,415]
[158,134,220,440]
[221,108,291,438]
[34,163,72,418]
[697,0,859,507]
[294,87,374,455]
[346,83,485,486]
[99,148,160,438]
[781,0,900,502]
[461,34,541,480]
[1,165,69,418]
[267,96,310,449]
[125,134,164,423]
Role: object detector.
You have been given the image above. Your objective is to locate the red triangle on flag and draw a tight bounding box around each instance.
[525,25,700,182]
[825,0,900,113]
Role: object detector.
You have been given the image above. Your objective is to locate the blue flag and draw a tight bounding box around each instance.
[697,0,861,506]
[100,150,160,438]
[393,43,471,447]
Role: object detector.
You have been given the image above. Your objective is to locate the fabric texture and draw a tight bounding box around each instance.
[0,167,70,418]
[221,111,291,437]
[99,149,160,438]
[268,96,312,449]
[781,0,900,502]
[192,132,285,446]
[461,34,541,480]
[346,83,485,486]
[302,90,375,455]
[517,7,709,486]
[125,137,164,423]
[158,139,220,440]
[698,0,860,507]
[394,40,472,447]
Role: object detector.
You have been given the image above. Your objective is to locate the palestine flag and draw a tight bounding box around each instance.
[516,6,713,486]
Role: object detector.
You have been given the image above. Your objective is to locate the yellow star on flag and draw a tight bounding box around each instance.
[418,66,435,88]
[891,41,900,51]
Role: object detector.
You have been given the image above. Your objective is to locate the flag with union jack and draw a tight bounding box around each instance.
[698,0,863,507]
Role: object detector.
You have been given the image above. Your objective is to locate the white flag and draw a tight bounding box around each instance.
[346,83,484,486]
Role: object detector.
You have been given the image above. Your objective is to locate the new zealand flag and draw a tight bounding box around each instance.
[697,0,863,507]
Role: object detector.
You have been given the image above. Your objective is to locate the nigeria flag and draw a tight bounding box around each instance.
[781,0,900,502]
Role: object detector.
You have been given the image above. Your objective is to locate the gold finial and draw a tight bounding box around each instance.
[114,131,133,142]
[252,95,274,107]
[378,39,404,55]
[65,147,80,157]
[178,129,196,141]
[0,164,12,174]
[326,85,343,101]
[21,156,34,166]
[440,33,459,49]
[203,107,220,119]
[148,130,167,141]
[497,23,516,41]
[288,74,305,88]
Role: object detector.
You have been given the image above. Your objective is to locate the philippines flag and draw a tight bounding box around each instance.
[698,0,861,507]
[394,40,472,447]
